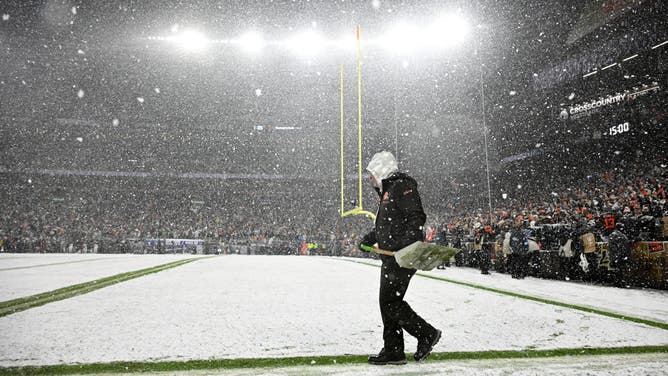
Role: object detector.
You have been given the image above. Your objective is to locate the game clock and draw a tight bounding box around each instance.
[608,122,630,136]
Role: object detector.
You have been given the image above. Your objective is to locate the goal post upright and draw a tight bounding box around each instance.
[339,25,375,221]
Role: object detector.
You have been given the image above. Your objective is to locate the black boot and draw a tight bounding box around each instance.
[414,329,441,362]
[368,348,407,365]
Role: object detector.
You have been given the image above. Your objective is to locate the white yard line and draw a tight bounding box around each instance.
[342,257,668,324]
[0,254,202,301]
[419,263,668,324]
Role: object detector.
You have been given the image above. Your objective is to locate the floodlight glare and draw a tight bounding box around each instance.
[335,33,358,52]
[173,30,209,52]
[237,31,265,53]
[286,31,324,55]
[429,14,470,46]
[381,23,422,54]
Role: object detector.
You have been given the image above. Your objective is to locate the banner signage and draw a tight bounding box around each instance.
[560,83,660,120]
[145,239,204,246]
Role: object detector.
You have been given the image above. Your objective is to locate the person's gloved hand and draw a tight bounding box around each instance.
[359,231,377,252]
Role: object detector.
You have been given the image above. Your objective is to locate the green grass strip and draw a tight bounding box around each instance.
[0,258,204,318]
[0,345,666,375]
[344,259,668,331]
[427,344,668,361]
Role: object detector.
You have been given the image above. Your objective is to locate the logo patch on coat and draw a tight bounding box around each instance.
[382,191,390,205]
[403,189,413,195]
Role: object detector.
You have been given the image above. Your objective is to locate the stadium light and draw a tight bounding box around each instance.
[380,14,470,54]
[381,23,422,54]
[236,31,265,54]
[582,70,598,78]
[170,30,209,52]
[285,31,325,55]
[601,62,617,70]
[335,33,358,52]
[651,40,667,49]
[429,13,470,46]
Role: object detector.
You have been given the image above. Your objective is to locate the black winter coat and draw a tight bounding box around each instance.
[372,172,426,254]
[608,229,631,267]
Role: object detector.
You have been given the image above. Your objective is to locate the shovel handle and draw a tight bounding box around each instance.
[361,244,394,256]
[372,247,394,256]
[360,244,395,256]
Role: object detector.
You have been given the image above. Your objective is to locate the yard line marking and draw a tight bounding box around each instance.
[0,257,121,271]
[342,258,668,331]
[0,258,208,317]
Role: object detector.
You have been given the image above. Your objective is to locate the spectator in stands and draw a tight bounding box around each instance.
[608,223,632,288]
[508,224,528,279]
[501,230,512,273]
[478,225,494,275]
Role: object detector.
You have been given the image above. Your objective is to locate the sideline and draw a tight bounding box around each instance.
[0,257,207,318]
[0,345,666,375]
[0,257,123,271]
[343,258,668,331]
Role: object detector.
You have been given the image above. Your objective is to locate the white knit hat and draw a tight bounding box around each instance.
[366,151,398,182]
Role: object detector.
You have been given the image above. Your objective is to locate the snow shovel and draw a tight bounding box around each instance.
[361,241,459,271]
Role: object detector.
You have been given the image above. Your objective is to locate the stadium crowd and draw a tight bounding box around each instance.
[0,174,372,256]
[434,153,666,287]
[1,148,665,286]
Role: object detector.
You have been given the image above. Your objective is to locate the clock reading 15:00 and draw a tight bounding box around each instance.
[609,122,630,136]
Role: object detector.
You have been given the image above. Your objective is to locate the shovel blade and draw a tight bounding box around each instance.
[394,241,459,271]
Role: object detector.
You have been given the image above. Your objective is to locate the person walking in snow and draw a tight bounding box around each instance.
[608,223,631,287]
[359,151,441,365]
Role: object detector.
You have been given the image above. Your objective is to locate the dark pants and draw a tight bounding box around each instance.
[527,251,541,277]
[379,256,435,354]
[561,255,583,281]
[509,253,527,278]
[497,254,509,273]
[454,249,464,266]
[609,259,631,287]
[477,247,491,273]
[583,252,600,282]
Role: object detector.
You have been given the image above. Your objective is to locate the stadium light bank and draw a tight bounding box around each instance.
[145,13,471,56]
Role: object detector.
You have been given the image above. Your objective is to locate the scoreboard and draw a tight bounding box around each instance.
[561,81,664,142]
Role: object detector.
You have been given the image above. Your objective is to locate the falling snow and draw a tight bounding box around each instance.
[0,2,666,374]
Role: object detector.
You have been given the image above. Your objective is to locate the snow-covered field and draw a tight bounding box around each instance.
[0,254,667,375]
[0,253,200,301]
